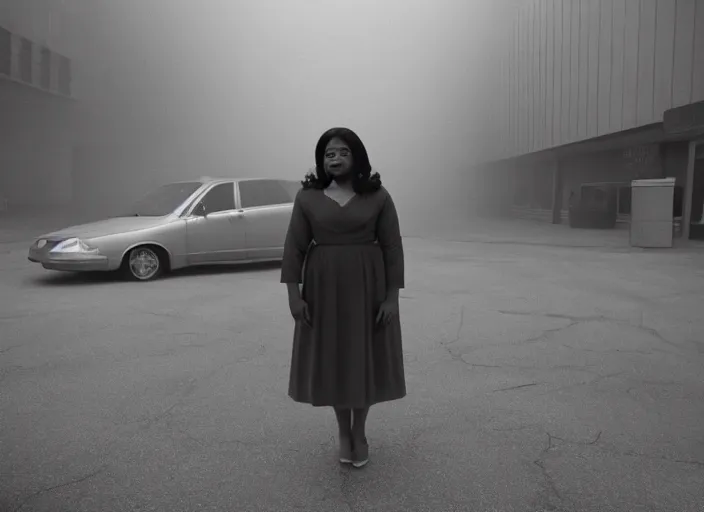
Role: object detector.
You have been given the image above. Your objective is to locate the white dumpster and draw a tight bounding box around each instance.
[629,177,676,248]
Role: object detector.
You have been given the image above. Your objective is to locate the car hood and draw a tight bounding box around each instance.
[40,216,170,240]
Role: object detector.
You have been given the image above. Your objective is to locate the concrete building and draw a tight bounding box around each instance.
[59,1,227,217]
[0,1,198,216]
[478,0,704,240]
[0,0,80,210]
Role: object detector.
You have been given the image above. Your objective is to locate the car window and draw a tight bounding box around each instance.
[199,183,235,214]
[130,181,202,216]
[280,180,302,201]
[239,180,293,209]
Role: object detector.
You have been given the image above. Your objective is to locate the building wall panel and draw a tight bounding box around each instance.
[502,0,704,159]
[519,5,528,153]
[560,0,573,145]
[546,0,555,147]
[586,0,600,138]
[578,0,590,140]
[671,0,696,107]
[569,0,580,142]
[636,0,657,124]
[552,0,563,146]
[531,0,540,151]
[693,1,704,102]
[540,0,548,149]
[597,0,613,136]
[609,0,626,132]
[653,0,676,116]
[622,0,641,130]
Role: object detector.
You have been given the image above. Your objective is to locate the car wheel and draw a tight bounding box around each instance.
[123,246,164,281]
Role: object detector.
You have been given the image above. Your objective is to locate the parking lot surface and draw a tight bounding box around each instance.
[1,224,703,511]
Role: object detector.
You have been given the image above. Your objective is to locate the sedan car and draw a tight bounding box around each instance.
[28,177,301,281]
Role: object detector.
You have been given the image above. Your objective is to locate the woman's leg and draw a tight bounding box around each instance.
[334,407,353,463]
[352,407,369,439]
[334,407,352,436]
[351,407,370,467]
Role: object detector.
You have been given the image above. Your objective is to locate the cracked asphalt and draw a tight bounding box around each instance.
[1,228,703,511]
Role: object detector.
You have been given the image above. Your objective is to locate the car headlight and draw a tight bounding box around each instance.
[49,238,100,254]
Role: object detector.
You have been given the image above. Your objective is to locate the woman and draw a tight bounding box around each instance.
[280,127,406,468]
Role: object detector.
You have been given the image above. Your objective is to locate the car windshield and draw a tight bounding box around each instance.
[129,182,202,216]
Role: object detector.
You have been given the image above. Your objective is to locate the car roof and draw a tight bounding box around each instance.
[168,177,300,187]
[197,177,299,184]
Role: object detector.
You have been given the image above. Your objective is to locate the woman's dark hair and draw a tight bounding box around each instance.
[301,127,382,194]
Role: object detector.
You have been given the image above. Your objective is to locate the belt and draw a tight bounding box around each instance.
[311,240,378,246]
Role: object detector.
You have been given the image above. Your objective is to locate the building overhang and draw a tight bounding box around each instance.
[663,100,704,139]
[478,119,703,170]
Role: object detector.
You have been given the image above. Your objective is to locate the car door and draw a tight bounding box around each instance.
[237,179,295,260]
[185,182,246,264]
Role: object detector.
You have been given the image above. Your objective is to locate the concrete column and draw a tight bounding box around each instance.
[31,43,42,88]
[9,34,21,79]
[551,158,563,224]
[682,141,698,240]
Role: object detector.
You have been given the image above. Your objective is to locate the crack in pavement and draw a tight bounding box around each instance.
[168,420,257,451]
[529,430,610,510]
[531,372,626,398]
[551,430,603,446]
[499,309,687,353]
[536,429,704,477]
[0,365,23,385]
[11,465,108,511]
[493,382,543,393]
[132,309,185,320]
[438,308,644,389]
[534,429,704,491]
[125,374,218,428]
[512,320,580,346]
[418,234,630,250]
[560,344,681,359]
[499,310,611,325]
[530,430,606,510]
[533,432,564,510]
[491,423,541,432]
[439,305,466,366]
[118,375,201,428]
[620,450,704,469]
[0,312,35,321]
[469,362,599,374]
[123,352,253,432]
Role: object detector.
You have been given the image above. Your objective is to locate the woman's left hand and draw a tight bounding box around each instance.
[376,298,399,326]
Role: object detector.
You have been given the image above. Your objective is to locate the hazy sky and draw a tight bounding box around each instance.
[71,0,509,226]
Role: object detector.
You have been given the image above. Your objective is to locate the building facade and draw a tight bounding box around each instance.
[478,0,704,240]
[0,0,79,210]
[0,1,182,215]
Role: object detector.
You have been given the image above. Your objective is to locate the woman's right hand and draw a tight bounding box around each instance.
[289,296,311,327]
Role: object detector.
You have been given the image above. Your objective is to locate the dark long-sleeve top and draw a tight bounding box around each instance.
[280,185,404,289]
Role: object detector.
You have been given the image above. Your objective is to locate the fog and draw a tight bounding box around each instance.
[21,1,512,232]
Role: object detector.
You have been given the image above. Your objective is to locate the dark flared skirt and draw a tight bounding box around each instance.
[288,243,406,408]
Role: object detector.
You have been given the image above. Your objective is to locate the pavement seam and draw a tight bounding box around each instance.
[11,465,109,512]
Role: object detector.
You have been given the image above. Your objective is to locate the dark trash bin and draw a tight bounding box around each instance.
[568,184,618,229]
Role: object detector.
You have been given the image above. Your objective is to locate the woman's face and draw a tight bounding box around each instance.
[323,137,354,179]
